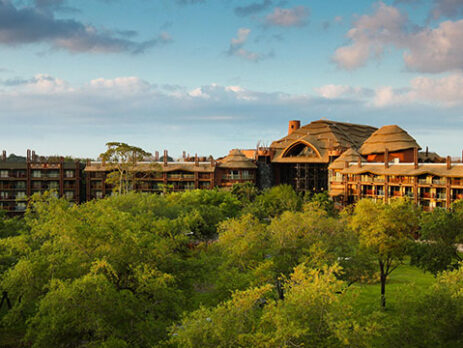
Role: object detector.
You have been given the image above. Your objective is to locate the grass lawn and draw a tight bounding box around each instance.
[350,262,436,314]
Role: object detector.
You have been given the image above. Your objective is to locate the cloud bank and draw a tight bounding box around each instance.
[1,73,463,157]
[0,0,171,54]
[334,1,463,73]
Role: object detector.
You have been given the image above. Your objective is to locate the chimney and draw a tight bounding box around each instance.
[385,148,389,169]
[447,156,451,170]
[414,147,418,169]
[32,150,36,161]
[154,151,159,161]
[194,153,199,167]
[2,150,5,161]
[344,161,349,169]
[288,120,301,135]
[182,151,186,159]
[163,150,168,166]
[357,157,362,168]
[27,149,31,162]
[426,146,429,157]
[210,156,214,167]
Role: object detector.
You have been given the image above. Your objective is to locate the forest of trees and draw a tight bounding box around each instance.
[1,184,463,347]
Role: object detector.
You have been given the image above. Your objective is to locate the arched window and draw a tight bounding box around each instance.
[283,142,319,158]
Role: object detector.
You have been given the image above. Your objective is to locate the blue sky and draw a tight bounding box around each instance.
[1,0,463,159]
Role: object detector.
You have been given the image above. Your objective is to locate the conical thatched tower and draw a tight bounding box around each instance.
[329,148,365,170]
[218,149,257,169]
[359,125,420,155]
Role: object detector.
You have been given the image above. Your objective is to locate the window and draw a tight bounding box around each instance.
[200,182,210,189]
[65,191,74,200]
[16,192,26,199]
[16,181,26,189]
[95,191,103,199]
[32,170,41,178]
[65,170,74,178]
[242,170,252,180]
[16,202,26,211]
[0,170,8,178]
[49,181,59,189]
[284,143,317,158]
[224,170,240,180]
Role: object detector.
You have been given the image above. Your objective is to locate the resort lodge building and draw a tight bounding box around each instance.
[1,119,462,213]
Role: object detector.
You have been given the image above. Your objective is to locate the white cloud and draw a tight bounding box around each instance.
[333,2,407,70]
[11,74,72,94]
[2,73,463,157]
[370,73,463,107]
[404,19,463,73]
[315,84,371,99]
[227,28,271,62]
[264,6,309,27]
[334,2,463,73]
[89,77,151,93]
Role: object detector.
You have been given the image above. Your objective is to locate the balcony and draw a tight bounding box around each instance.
[389,177,413,184]
[31,172,60,179]
[436,192,447,200]
[223,174,241,180]
[1,173,27,179]
[418,179,429,185]
[0,193,27,200]
[167,174,195,180]
[0,184,26,190]
[432,179,447,186]
[452,179,463,186]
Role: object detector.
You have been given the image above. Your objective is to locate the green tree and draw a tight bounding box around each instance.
[245,185,302,220]
[170,264,360,348]
[0,193,202,347]
[384,265,463,347]
[99,142,155,195]
[349,198,420,308]
[230,182,259,206]
[411,203,463,275]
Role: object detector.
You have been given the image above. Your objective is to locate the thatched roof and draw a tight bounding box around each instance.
[271,120,377,163]
[329,148,365,170]
[418,151,444,163]
[359,125,420,155]
[339,163,463,178]
[218,149,257,169]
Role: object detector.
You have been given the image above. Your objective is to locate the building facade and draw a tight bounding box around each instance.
[2,119,462,214]
[84,149,257,200]
[328,125,463,210]
[0,150,81,214]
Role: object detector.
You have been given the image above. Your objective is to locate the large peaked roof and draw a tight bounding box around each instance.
[218,149,257,169]
[270,120,377,163]
[359,125,421,155]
